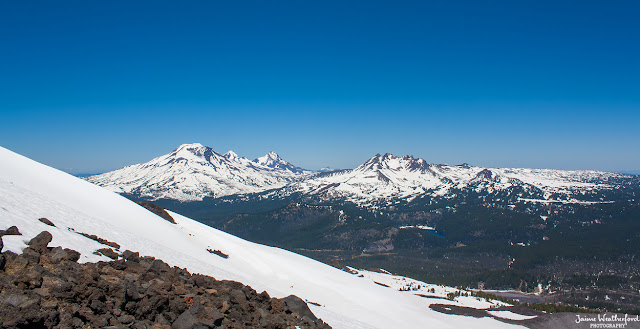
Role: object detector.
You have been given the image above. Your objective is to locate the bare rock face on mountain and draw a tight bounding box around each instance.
[0,229,331,329]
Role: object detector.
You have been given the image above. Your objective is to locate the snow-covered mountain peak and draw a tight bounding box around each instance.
[288,152,633,206]
[356,153,431,173]
[255,151,283,165]
[224,150,240,160]
[169,142,219,160]
[88,146,635,206]
[173,142,206,152]
[254,151,309,174]
[86,144,311,201]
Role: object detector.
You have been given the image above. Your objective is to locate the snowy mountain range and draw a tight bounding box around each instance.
[87,144,635,205]
[284,153,632,206]
[0,146,534,328]
[86,143,312,201]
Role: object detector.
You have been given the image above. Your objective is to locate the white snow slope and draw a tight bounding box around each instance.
[0,146,526,329]
[86,143,312,201]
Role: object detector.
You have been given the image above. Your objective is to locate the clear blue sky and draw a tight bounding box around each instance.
[1,1,638,173]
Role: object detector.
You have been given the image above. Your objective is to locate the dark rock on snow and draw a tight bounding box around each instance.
[2,226,21,236]
[135,201,177,224]
[28,231,53,253]
[282,295,319,321]
[94,247,120,260]
[69,228,121,249]
[38,217,56,227]
[0,228,331,329]
[122,249,140,262]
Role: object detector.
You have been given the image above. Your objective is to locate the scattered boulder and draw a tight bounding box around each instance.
[0,234,3,252]
[28,231,53,253]
[125,281,141,301]
[122,250,140,262]
[171,309,199,329]
[21,248,41,265]
[206,249,229,259]
[148,259,171,274]
[2,226,21,236]
[46,247,67,264]
[94,248,120,260]
[282,295,318,321]
[38,218,56,227]
[135,201,176,224]
[64,248,81,262]
[69,228,121,249]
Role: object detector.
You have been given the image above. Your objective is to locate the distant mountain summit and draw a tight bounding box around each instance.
[254,151,307,173]
[287,153,633,206]
[87,146,636,205]
[86,143,312,201]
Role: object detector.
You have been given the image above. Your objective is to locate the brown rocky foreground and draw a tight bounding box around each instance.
[0,229,331,329]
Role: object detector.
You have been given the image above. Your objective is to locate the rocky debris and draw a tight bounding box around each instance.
[94,248,120,260]
[28,231,53,253]
[207,249,229,259]
[44,247,81,264]
[0,229,331,329]
[68,227,121,249]
[38,217,56,227]
[122,250,140,262]
[281,295,318,322]
[135,201,176,224]
[0,226,21,236]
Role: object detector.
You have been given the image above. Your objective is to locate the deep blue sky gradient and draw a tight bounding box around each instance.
[1,1,638,173]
